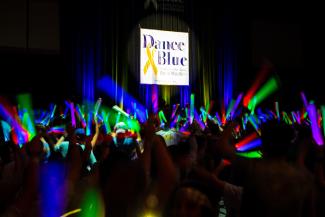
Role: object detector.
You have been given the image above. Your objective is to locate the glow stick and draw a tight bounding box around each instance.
[282,111,288,123]
[211,116,221,126]
[70,102,76,127]
[50,104,57,119]
[307,104,324,146]
[63,105,69,119]
[248,115,261,135]
[190,94,194,124]
[47,126,65,134]
[318,109,322,127]
[321,106,325,137]
[237,150,262,158]
[225,100,235,120]
[1,120,11,142]
[22,112,35,139]
[256,109,267,122]
[94,98,102,116]
[101,110,111,134]
[291,111,300,124]
[282,111,292,125]
[80,189,105,216]
[97,75,147,122]
[171,104,179,120]
[205,102,210,115]
[75,105,86,128]
[275,101,280,120]
[0,102,27,145]
[40,104,56,126]
[127,118,140,133]
[266,110,276,119]
[236,138,262,152]
[115,112,121,125]
[86,112,92,136]
[215,112,222,126]
[242,117,246,130]
[248,97,257,114]
[60,209,82,217]
[252,114,261,125]
[146,109,149,120]
[194,109,205,130]
[112,105,130,118]
[17,93,36,140]
[235,132,258,149]
[291,111,297,123]
[230,93,243,119]
[303,111,308,119]
[36,110,47,124]
[296,111,301,124]
[221,101,226,124]
[200,106,208,123]
[133,102,137,119]
[248,77,279,110]
[243,63,271,107]
[11,117,27,145]
[152,85,158,114]
[300,91,308,109]
[158,110,167,123]
[200,107,215,124]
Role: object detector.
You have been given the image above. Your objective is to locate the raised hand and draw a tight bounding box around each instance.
[26,134,44,159]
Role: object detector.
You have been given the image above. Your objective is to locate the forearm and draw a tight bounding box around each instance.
[139,139,152,186]
[11,158,40,216]
[152,136,178,207]
[91,127,100,147]
[54,135,66,148]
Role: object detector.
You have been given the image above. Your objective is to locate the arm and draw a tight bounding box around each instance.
[138,122,155,187]
[5,157,40,217]
[53,134,67,148]
[81,136,93,165]
[138,118,177,213]
[91,117,100,147]
[4,137,42,217]
[207,123,237,165]
[149,135,178,211]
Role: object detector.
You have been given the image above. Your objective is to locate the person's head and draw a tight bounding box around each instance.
[114,122,128,142]
[172,139,196,170]
[94,134,113,161]
[260,120,295,159]
[26,135,45,159]
[75,128,86,144]
[168,181,216,217]
[0,141,15,164]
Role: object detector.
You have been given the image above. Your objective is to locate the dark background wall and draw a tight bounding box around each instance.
[0,0,323,109]
[0,0,68,108]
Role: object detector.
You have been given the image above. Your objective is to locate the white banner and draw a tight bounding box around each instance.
[140,28,189,85]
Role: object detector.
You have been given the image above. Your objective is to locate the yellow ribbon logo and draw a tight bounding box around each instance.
[144,44,158,75]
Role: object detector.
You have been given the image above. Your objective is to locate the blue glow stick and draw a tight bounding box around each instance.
[308,104,324,146]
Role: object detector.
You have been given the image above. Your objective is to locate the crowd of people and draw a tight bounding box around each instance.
[0,96,325,217]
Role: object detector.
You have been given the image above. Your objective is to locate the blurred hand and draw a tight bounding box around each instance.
[66,123,75,136]
[27,135,44,158]
[214,121,237,160]
[141,120,156,142]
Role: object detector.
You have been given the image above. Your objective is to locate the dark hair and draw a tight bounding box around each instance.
[165,180,218,217]
[0,141,15,164]
[260,120,295,158]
